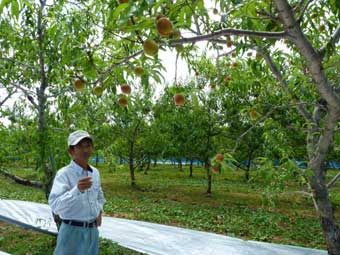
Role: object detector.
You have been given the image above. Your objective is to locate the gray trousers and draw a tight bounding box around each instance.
[54,222,99,255]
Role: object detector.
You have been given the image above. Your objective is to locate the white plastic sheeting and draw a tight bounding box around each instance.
[0,251,11,255]
[0,199,327,255]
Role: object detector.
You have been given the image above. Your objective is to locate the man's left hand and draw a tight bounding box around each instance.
[96,211,102,227]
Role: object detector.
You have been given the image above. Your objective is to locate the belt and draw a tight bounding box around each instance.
[62,219,97,228]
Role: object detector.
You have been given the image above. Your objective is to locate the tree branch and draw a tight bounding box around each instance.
[257,10,279,21]
[0,89,16,108]
[11,83,38,109]
[0,57,39,72]
[232,107,276,153]
[319,25,340,58]
[232,161,248,172]
[185,0,202,35]
[310,108,340,171]
[169,28,287,46]
[93,50,143,85]
[37,2,47,93]
[297,0,313,23]
[274,0,340,110]
[217,49,236,59]
[327,171,340,189]
[259,47,314,123]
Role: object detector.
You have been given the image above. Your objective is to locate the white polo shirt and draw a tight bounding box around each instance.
[48,160,106,222]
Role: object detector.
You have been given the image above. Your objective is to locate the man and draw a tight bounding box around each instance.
[49,130,106,255]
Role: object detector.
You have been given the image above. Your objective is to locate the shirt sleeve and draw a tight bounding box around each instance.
[97,178,106,212]
[48,170,82,216]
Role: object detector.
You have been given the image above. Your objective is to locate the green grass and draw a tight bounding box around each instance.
[1,163,338,253]
[0,222,143,255]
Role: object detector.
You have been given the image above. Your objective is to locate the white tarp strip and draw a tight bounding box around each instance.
[0,199,327,255]
[0,251,11,255]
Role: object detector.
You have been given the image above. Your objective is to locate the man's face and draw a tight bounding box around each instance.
[69,138,93,162]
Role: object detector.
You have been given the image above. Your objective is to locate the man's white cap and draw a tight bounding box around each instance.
[68,130,92,146]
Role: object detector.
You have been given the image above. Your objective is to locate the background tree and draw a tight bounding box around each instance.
[1,0,340,253]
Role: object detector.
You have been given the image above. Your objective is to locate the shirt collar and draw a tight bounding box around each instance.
[70,160,93,173]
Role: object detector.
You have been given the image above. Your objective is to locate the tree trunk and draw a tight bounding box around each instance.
[205,158,211,194]
[264,1,340,251]
[138,161,144,172]
[95,153,99,166]
[146,157,151,171]
[143,157,150,175]
[245,150,253,181]
[189,159,193,177]
[205,107,213,194]
[310,170,340,255]
[129,142,135,186]
[245,166,250,181]
[36,1,53,199]
[178,158,183,171]
[305,108,340,254]
[44,147,56,199]
[25,156,29,168]
[109,158,115,173]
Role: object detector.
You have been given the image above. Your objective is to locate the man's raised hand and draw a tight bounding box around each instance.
[77,176,92,192]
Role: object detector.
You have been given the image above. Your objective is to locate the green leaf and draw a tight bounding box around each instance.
[184,6,192,28]
[191,93,199,108]
[196,0,205,11]
[0,0,11,14]
[83,61,97,79]
[48,22,58,39]
[112,3,129,21]
[324,41,334,60]
[11,0,19,19]
[178,5,185,24]
[22,0,33,11]
[130,17,154,30]
[150,72,162,84]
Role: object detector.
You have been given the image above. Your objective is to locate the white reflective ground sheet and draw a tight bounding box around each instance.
[0,200,327,255]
